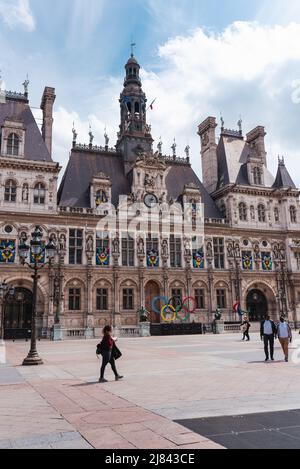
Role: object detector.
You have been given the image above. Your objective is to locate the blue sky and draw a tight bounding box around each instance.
[1,0,300,184]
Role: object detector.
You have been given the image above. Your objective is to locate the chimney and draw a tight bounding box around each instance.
[198,117,218,194]
[246,126,267,166]
[41,87,56,156]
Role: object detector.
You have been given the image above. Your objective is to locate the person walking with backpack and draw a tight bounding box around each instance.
[260,315,277,362]
[277,316,293,362]
[98,326,123,383]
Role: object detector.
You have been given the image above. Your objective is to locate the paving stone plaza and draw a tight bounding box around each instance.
[1,332,300,449]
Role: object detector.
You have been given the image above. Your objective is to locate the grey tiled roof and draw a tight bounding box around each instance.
[58,149,222,218]
[273,162,297,189]
[0,98,52,162]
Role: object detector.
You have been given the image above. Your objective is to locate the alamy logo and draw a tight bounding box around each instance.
[292,339,300,365]
[0,340,6,365]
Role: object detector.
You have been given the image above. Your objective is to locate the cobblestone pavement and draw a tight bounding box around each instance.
[2,332,299,449]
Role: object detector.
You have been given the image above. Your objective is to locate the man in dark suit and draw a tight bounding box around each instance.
[260,315,277,361]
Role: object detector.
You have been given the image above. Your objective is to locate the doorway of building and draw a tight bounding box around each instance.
[246,289,268,322]
[145,281,161,323]
[4,288,33,340]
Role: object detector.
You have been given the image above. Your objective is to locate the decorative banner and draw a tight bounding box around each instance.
[193,251,204,269]
[0,240,16,263]
[96,248,110,266]
[147,250,159,268]
[30,242,45,264]
[233,302,243,316]
[242,252,253,270]
[262,252,273,271]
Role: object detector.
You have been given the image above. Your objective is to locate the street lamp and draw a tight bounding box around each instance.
[0,282,15,341]
[18,227,57,366]
[278,245,288,318]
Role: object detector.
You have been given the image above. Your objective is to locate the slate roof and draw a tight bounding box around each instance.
[0,96,52,162]
[217,135,274,189]
[273,161,297,189]
[58,149,222,219]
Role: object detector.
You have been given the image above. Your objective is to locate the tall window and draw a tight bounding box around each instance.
[34,183,46,205]
[213,238,225,269]
[96,289,108,311]
[146,235,159,267]
[69,229,83,265]
[290,206,297,223]
[239,203,247,221]
[122,234,135,267]
[258,204,266,222]
[217,289,227,309]
[253,167,262,185]
[170,235,182,268]
[195,289,205,310]
[69,288,81,311]
[4,180,17,202]
[7,133,19,156]
[171,289,183,300]
[96,232,110,255]
[123,289,134,310]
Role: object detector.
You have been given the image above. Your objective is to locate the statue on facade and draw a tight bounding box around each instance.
[206,241,213,258]
[162,239,168,257]
[184,145,190,159]
[86,235,94,253]
[89,126,94,146]
[184,237,191,257]
[59,234,66,252]
[171,139,177,158]
[157,138,163,154]
[137,237,144,255]
[22,185,29,202]
[22,75,29,95]
[72,123,78,144]
[112,235,120,255]
[104,128,109,147]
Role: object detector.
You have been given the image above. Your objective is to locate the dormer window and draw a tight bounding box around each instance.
[7,133,19,156]
[34,183,46,205]
[258,204,266,222]
[253,167,262,185]
[4,179,17,203]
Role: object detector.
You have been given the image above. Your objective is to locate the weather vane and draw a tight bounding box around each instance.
[131,41,136,57]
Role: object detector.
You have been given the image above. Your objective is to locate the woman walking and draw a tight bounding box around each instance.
[241,316,251,341]
[98,326,123,383]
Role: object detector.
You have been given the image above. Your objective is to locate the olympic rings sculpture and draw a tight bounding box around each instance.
[151,296,197,323]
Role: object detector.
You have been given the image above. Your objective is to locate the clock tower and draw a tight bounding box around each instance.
[116,53,154,174]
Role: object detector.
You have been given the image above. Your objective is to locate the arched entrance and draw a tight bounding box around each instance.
[145,281,161,324]
[4,288,33,340]
[246,289,268,322]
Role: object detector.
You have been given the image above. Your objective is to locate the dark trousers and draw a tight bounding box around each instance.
[264,334,274,359]
[100,351,118,379]
[243,331,250,341]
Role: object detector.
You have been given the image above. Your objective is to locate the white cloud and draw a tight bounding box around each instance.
[53,20,300,187]
[0,0,35,31]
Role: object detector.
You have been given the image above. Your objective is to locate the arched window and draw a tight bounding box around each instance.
[7,133,19,156]
[274,207,279,222]
[253,167,262,185]
[4,180,17,202]
[258,204,266,222]
[239,202,247,221]
[34,183,46,205]
[290,206,297,223]
[135,102,140,114]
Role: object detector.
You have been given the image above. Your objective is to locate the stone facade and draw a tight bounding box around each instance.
[1,55,300,340]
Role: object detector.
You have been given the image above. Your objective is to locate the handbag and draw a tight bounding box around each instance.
[112,344,122,360]
[96,341,104,356]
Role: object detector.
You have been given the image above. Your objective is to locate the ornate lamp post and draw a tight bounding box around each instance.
[18,227,57,366]
[0,282,15,342]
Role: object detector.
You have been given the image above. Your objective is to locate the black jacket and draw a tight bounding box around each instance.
[260,320,277,338]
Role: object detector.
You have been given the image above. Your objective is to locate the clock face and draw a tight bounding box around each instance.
[144,193,158,208]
